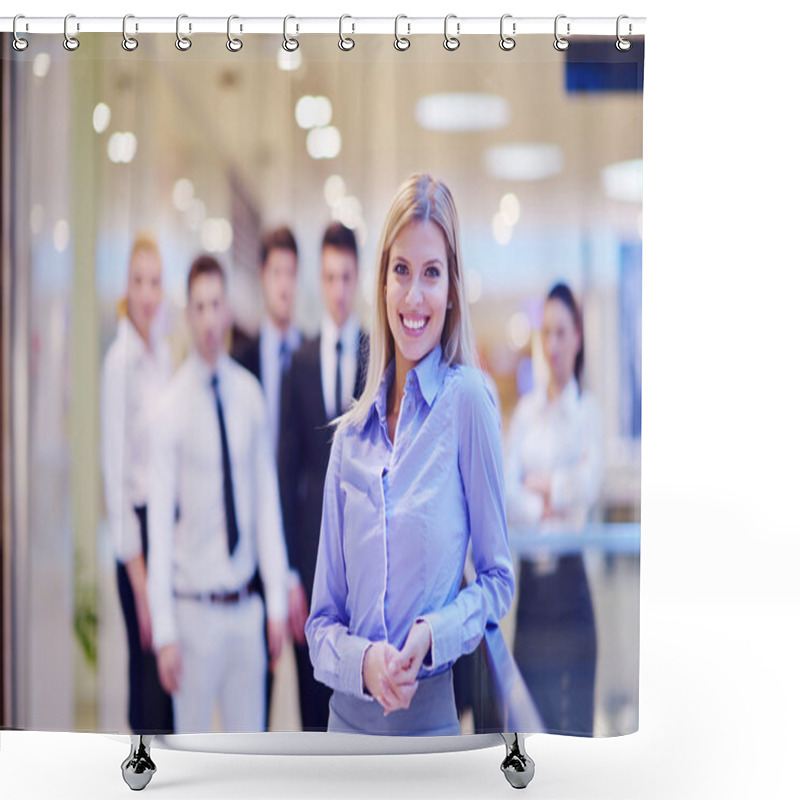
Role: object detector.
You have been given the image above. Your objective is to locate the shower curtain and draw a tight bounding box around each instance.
[1,21,643,739]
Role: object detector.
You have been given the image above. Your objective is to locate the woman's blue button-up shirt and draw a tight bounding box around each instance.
[305,343,515,701]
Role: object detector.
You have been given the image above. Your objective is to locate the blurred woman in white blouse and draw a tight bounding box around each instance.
[505,282,603,736]
[100,233,174,734]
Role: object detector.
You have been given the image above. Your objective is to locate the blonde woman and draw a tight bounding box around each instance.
[100,233,174,733]
[305,174,515,735]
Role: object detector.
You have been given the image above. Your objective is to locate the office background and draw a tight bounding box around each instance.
[1,0,798,799]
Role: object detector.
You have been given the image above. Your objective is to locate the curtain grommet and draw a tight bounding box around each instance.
[616,15,632,51]
[63,13,80,51]
[226,15,243,52]
[176,14,192,51]
[444,14,460,51]
[12,15,29,52]
[553,14,570,52]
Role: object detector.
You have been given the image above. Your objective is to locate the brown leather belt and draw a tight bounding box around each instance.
[173,573,260,605]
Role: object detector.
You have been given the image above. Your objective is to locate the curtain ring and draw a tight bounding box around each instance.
[394,15,410,51]
[63,13,80,51]
[227,15,243,52]
[283,15,299,52]
[443,14,460,51]
[499,14,516,51]
[616,14,632,51]
[553,14,570,51]
[338,14,355,51]
[12,15,29,52]
[122,14,139,51]
[176,14,192,51]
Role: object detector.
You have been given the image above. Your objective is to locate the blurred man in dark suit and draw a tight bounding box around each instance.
[278,222,368,730]
[233,226,302,725]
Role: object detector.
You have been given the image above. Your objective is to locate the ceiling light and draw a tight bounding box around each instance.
[506,312,531,350]
[277,48,302,71]
[93,103,111,134]
[500,193,521,226]
[296,95,333,129]
[484,143,563,181]
[32,53,51,79]
[172,179,195,212]
[415,93,510,132]
[324,175,347,207]
[107,132,137,164]
[201,219,233,253]
[601,159,643,202]
[307,126,341,159]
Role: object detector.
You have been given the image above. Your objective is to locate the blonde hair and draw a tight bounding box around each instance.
[118,232,162,319]
[338,174,477,431]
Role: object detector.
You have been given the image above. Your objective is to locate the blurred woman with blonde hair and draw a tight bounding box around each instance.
[100,232,174,733]
[305,174,515,735]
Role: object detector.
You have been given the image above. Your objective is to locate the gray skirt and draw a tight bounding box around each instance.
[328,667,461,736]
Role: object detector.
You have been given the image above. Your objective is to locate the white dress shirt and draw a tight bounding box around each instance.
[505,377,604,535]
[259,319,302,456]
[100,315,173,563]
[320,311,361,420]
[146,351,289,651]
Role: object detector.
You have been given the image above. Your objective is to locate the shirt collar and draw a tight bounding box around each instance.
[411,342,446,407]
[369,343,446,427]
[321,311,360,351]
[118,315,148,358]
[260,316,280,350]
[540,374,580,413]
[190,349,232,388]
[261,319,301,356]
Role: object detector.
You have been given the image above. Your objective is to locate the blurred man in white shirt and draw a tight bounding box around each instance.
[147,254,289,733]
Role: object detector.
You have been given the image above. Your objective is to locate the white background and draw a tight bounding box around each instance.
[3,0,799,798]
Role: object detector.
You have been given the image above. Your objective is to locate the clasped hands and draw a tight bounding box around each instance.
[362,620,432,716]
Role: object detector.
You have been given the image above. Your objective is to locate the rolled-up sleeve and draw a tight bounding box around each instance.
[418,370,515,669]
[305,427,374,700]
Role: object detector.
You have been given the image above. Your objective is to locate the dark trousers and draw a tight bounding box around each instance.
[259,576,331,731]
[295,638,333,731]
[513,555,597,736]
[115,505,174,734]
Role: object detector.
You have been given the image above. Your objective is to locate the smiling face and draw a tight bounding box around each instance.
[385,219,450,375]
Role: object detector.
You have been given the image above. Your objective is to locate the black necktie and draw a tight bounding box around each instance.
[335,338,343,418]
[211,373,239,556]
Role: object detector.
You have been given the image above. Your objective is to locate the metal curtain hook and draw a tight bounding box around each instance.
[227,15,243,52]
[500,14,516,51]
[283,15,299,52]
[616,14,632,51]
[176,14,192,51]
[122,14,139,51]
[339,14,355,51]
[12,15,29,51]
[443,14,460,51]
[553,14,570,51]
[63,13,80,51]
[394,15,410,51]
